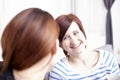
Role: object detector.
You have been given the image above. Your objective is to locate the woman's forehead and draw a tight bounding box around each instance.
[65,21,79,34]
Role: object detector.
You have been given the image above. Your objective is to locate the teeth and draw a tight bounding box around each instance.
[74,44,80,48]
[72,42,81,49]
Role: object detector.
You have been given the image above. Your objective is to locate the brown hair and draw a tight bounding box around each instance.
[1,8,59,74]
[56,14,86,56]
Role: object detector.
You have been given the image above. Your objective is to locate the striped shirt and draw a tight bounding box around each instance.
[49,50,120,80]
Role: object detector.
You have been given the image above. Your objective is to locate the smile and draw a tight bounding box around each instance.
[71,42,81,49]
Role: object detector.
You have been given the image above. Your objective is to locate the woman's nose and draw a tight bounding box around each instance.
[70,36,78,46]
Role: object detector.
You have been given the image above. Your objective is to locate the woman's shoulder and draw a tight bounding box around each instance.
[50,57,70,72]
[93,49,115,63]
[95,49,113,57]
[97,50,118,65]
[55,57,68,64]
[99,50,114,58]
[54,57,68,67]
[0,62,14,80]
[49,57,70,79]
[0,61,3,70]
[0,62,5,80]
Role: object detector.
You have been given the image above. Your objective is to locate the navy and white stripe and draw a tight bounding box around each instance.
[49,50,120,80]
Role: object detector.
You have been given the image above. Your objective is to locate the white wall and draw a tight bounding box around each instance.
[112,0,120,63]
[1,0,71,29]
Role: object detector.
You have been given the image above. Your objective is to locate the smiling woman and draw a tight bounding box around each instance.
[61,21,86,56]
[48,14,120,80]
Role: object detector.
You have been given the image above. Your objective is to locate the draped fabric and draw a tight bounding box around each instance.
[104,0,115,46]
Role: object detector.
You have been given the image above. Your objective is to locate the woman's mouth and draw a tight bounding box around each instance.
[71,42,81,49]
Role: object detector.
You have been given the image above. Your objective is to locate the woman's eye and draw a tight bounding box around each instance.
[73,32,79,35]
[63,36,69,40]
[63,37,66,40]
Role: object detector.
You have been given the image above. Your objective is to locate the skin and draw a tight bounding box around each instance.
[61,21,99,73]
[13,39,59,80]
[61,21,86,56]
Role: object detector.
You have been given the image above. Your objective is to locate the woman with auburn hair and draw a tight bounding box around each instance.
[49,14,120,80]
[0,8,59,80]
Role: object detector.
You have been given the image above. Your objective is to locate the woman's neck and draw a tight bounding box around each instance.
[68,50,99,66]
[13,68,46,80]
[67,50,99,72]
[13,54,52,80]
[68,50,88,64]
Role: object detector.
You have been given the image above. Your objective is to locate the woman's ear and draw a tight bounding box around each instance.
[59,42,63,48]
[51,43,56,55]
[59,43,62,47]
[51,39,59,55]
[84,39,87,48]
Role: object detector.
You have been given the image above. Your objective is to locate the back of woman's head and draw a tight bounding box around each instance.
[1,8,59,74]
[56,14,86,56]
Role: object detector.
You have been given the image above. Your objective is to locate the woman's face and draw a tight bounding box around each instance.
[61,21,86,57]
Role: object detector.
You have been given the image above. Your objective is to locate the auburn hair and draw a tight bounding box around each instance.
[1,8,59,74]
